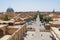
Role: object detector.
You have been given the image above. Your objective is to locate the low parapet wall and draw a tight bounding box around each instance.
[50,27,60,40]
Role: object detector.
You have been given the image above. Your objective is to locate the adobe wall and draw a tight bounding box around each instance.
[8,23,27,40]
[6,28,18,35]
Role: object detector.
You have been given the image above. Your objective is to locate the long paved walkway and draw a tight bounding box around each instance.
[24,15,52,40]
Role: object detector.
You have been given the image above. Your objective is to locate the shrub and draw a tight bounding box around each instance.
[3,14,9,21]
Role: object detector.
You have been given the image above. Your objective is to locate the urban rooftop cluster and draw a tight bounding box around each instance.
[0,8,60,40]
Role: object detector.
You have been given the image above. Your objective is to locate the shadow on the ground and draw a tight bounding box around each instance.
[50,35,56,40]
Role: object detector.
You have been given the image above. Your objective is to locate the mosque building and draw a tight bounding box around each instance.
[6,7,15,19]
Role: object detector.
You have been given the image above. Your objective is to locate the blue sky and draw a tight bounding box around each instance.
[0,0,60,12]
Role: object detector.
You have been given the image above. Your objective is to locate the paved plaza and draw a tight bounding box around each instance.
[24,31,52,40]
[24,15,52,40]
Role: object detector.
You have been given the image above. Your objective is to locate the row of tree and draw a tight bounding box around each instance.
[39,13,53,23]
[43,17,53,23]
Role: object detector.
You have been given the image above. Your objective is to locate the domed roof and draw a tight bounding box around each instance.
[6,7,14,12]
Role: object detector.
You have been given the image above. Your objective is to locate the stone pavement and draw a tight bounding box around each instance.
[24,15,52,40]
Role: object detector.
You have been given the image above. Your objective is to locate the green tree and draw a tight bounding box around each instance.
[3,14,9,21]
[39,13,43,21]
[44,17,53,23]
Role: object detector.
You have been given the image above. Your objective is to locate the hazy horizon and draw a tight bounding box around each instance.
[0,0,60,12]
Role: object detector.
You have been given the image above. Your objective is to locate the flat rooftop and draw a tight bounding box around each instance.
[0,24,24,40]
[0,35,11,40]
[0,24,8,28]
[8,25,22,28]
[49,21,60,24]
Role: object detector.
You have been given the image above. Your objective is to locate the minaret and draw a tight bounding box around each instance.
[53,9,55,13]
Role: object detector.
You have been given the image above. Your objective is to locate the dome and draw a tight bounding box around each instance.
[6,7,14,12]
